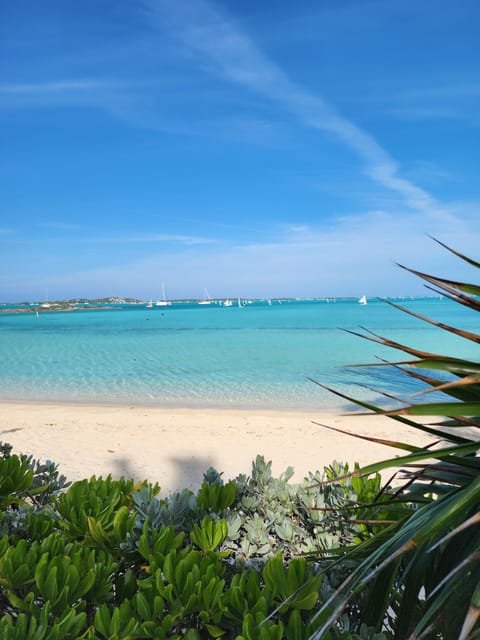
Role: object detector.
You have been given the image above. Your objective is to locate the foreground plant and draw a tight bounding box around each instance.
[0,445,389,638]
[312,239,480,640]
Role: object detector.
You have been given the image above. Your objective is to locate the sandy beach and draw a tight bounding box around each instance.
[0,400,439,494]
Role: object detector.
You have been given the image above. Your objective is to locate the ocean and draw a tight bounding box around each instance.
[0,298,476,411]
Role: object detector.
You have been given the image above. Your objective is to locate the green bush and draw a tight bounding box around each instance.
[0,442,389,638]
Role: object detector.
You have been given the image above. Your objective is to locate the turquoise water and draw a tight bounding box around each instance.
[0,298,477,410]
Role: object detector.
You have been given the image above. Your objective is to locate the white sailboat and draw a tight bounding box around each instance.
[358,295,367,305]
[40,288,51,308]
[223,299,233,307]
[198,288,212,305]
[156,283,171,306]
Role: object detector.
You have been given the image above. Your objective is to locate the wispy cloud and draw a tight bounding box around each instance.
[90,232,217,246]
[388,106,465,121]
[403,161,457,186]
[38,222,83,231]
[287,225,311,234]
[0,78,137,124]
[0,78,154,129]
[0,76,279,141]
[142,0,453,221]
[397,84,480,101]
[32,206,477,300]
[378,83,480,124]
[0,80,120,95]
[5,200,477,301]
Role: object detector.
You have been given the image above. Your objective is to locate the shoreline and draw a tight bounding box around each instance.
[0,396,342,414]
[0,401,437,494]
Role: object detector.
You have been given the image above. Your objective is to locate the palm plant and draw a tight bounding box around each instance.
[311,238,480,640]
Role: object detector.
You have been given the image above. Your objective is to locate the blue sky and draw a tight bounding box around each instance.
[1,0,479,301]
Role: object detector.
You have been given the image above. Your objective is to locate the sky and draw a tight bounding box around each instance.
[1,0,479,302]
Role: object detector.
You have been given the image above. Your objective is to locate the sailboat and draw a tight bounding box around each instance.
[40,288,51,308]
[156,283,171,307]
[198,288,212,305]
[223,299,233,307]
[358,295,367,305]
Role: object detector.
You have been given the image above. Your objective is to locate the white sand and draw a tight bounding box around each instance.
[0,401,436,494]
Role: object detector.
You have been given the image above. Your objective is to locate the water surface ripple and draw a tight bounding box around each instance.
[0,298,474,410]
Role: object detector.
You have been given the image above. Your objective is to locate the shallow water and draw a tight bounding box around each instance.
[0,298,476,410]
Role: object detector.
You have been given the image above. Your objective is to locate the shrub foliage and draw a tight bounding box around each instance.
[0,448,387,639]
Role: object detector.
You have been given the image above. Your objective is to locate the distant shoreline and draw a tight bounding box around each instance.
[0,396,325,414]
[0,305,118,314]
[0,295,444,313]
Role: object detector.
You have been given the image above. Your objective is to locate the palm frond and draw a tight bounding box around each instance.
[380,296,480,344]
[396,263,480,299]
[313,240,480,638]
[428,235,480,269]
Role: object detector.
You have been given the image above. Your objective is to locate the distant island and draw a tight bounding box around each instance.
[0,297,145,313]
[0,295,438,314]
